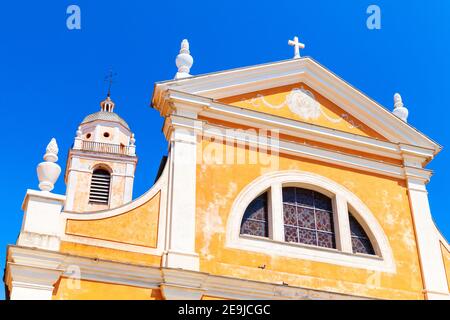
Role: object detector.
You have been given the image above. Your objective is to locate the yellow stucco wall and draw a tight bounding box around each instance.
[219,83,386,140]
[60,192,162,267]
[195,139,424,300]
[441,243,450,292]
[53,278,162,300]
[60,242,162,266]
[66,192,161,248]
[51,83,430,299]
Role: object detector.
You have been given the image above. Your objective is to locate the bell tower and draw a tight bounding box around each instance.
[64,94,138,212]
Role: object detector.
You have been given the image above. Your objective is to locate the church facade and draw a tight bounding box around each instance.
[4,38,450,300]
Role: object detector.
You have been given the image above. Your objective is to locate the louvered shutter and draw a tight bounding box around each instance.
[89,169,111,204]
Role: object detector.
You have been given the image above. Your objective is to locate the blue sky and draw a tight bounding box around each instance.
[1,1,449,299]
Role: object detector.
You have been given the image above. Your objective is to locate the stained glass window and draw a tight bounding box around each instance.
[240,192,269,238]
[282,187,336,249]
[349,213,375,255]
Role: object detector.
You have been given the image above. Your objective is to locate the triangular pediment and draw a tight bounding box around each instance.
[153,58,440,152]
[219,83,386,140]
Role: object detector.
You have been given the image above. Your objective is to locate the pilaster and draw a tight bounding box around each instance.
[405,170,450,299]
[162,112,203,271]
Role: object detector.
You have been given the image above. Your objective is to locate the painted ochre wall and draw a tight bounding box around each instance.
[195,139,424,300]
[53,193,163,299]
[65,192,161,248]
[54,150,423,299]
[53,278,163,300]
[441,243,450,292]
[196,86,425,299]
[52,84,428,299]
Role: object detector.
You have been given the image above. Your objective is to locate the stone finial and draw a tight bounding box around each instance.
[74,127,83,150]
[393,93,409,122]
[175,39,194,79]
[37,138,62,192]
[44,138,59,162]
[129,133,136,156]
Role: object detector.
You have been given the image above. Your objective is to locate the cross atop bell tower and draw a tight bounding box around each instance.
[101,70,117,112]
[104,69,116,96]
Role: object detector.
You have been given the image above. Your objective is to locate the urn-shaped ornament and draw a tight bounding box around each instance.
[36,138,61,192]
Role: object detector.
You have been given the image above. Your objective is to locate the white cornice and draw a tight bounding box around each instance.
[163,113,433,182]
[152,58,440,153]
[6,245,370,300]
[161,90,437,166]
[21,189,66,211]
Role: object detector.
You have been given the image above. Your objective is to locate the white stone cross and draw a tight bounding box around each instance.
[288,36,305,59]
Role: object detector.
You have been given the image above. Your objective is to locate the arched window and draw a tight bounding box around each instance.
[240,192,269,238]
[349,213,375,255]
[282,187,336,249]
[228,171,397,272]
[89,168,111,204]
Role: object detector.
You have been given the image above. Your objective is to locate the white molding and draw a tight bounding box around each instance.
[153,58,440,152]
[195,119,432,181]
[21,189,66,209]
[162,116,200,271]
[5,262,64,300]
[226,170,396,273]
[5,246,369,300]
[67,151,138,167]
[161,90,436,169]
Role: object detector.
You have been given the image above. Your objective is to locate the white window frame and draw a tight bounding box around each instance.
[226,170,396,273]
